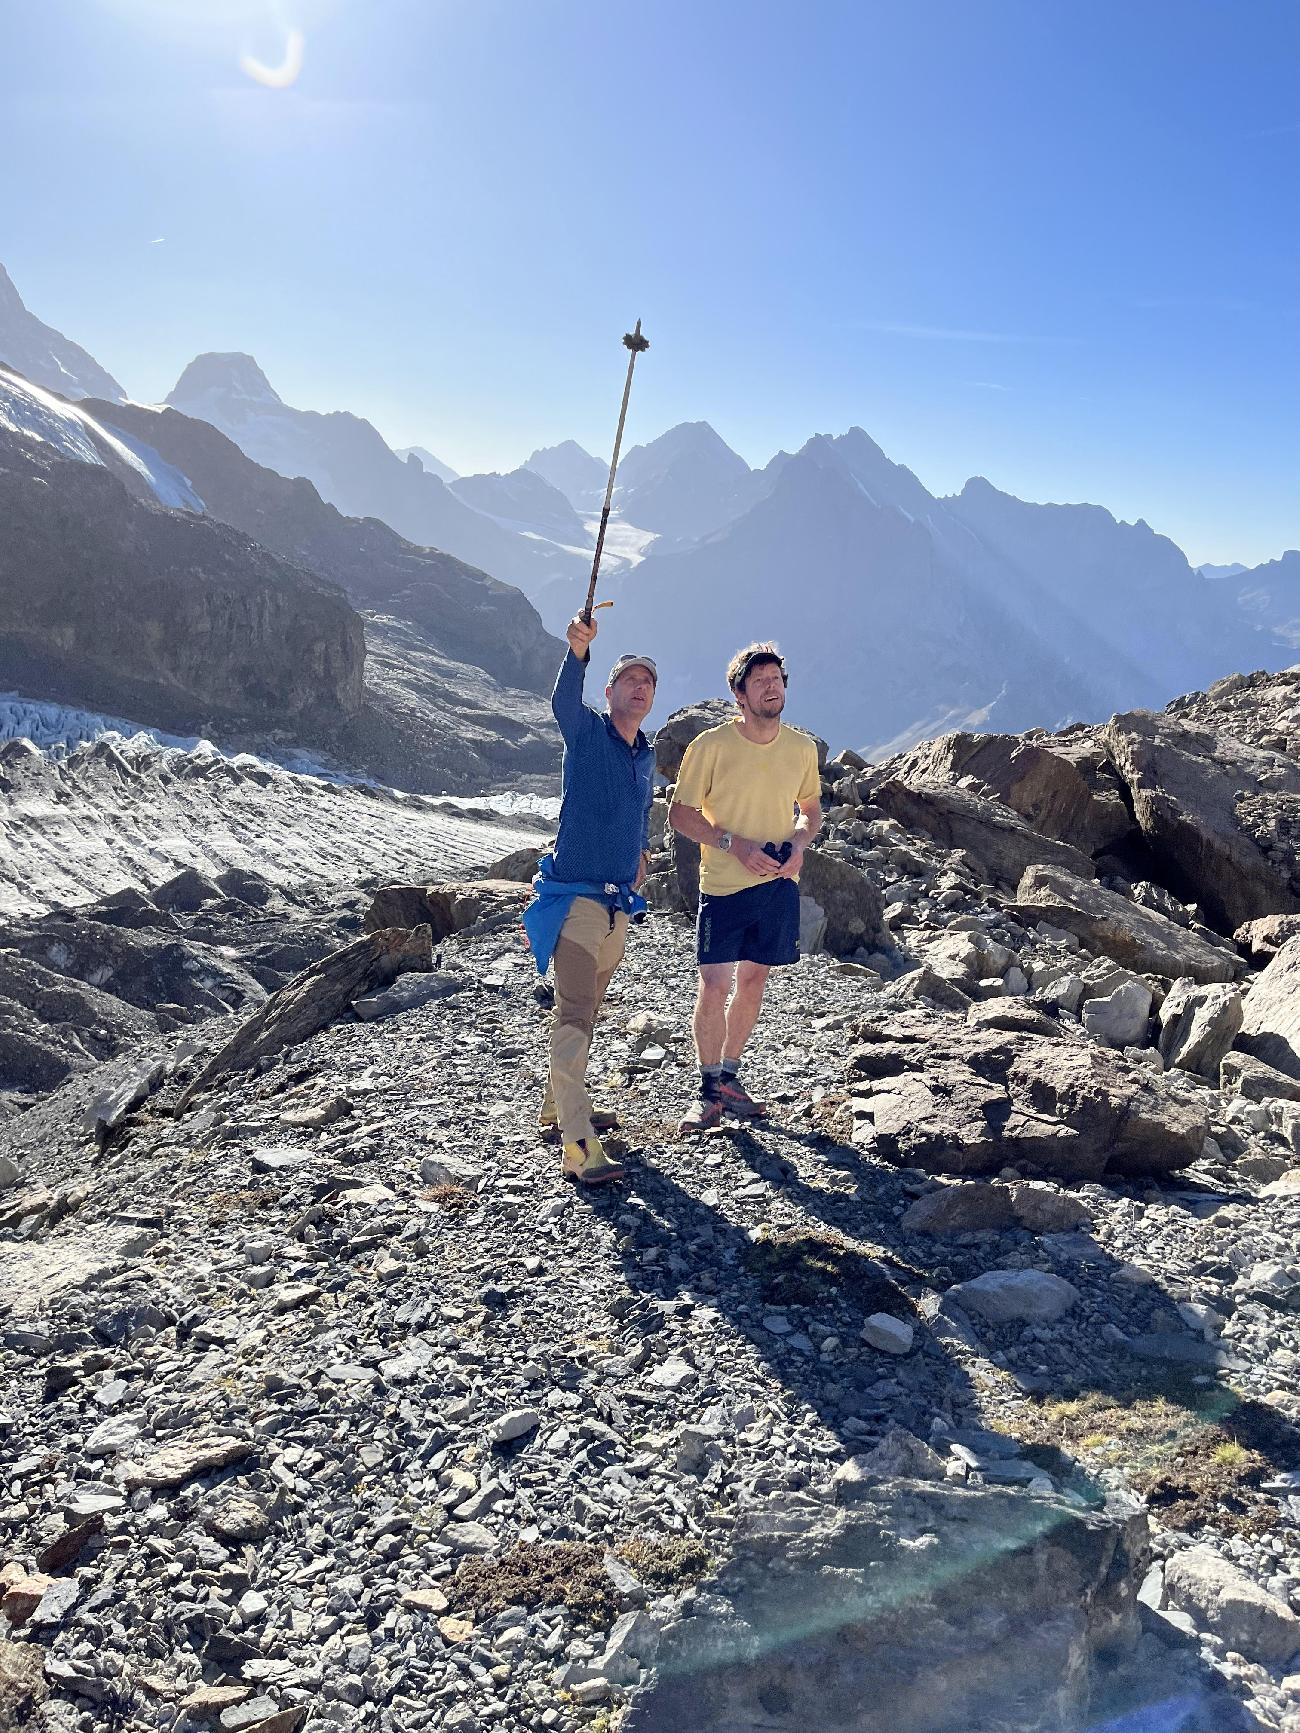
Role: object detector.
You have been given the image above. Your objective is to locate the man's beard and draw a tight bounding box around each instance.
[755,693,785,717]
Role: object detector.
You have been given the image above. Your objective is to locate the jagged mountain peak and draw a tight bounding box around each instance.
[523,440,607,510]
[0,261,126,404]
[395,445,457,484]
[621,420,748,473]
[168,352,282,408]
[528,438,600,467]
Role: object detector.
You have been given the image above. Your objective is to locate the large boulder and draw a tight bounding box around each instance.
[1234,913,1300,962]
[364,880,528,940]
[1014,864,1242,984]
[796,850,886,957]
[1157,979,1244,1079]
[845,1021,1209,1180]
[654,700,735,781]
[1237,935,1300,1080]
[1163,1545,1300,1666]
[1101,710,1300,932]
[621,1485,1149,1733]
[887,729,1133,856]
[871,779,1095,892]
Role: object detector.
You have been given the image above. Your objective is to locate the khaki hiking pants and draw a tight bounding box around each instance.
[542,897,629,1145]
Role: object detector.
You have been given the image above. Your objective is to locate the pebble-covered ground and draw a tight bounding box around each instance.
[4,910,1300,1731]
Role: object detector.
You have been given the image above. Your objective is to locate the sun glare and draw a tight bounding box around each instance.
[240,25,305,88]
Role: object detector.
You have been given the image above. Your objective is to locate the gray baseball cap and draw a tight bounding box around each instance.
[607,653,658,686]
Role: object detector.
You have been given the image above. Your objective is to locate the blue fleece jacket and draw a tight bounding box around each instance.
[549,649,655,884]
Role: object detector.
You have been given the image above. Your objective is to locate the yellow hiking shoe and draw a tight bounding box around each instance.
[561,1137,627,1186]
[540,1105,620,1143]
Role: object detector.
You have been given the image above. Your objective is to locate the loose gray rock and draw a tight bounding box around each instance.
[1163,1545,1300,1666]
[947,1269,1080,1324]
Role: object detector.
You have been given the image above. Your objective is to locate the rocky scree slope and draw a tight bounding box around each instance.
[5,677,1300,1728]
[2,903,1300,1731]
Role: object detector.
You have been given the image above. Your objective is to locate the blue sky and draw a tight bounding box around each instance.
[2,0,1297,564]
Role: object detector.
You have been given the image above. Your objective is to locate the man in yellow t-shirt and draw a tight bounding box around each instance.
[668,642,822,1131]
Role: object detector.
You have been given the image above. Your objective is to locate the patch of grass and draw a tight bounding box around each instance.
[1212,1441,1250,1469]
[742,1226,915,1310]
[1015,1385,1287,1535]
[422,1183,474,1213]
[207,1186,279,1223]
[455,1541,619,1628]
[454,1534,713,1632]
[618,1534,711,1590]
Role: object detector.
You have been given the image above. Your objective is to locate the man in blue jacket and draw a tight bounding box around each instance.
[523,612,657,1185]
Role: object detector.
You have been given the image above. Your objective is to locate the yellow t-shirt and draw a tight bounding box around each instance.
[673,719,821,896]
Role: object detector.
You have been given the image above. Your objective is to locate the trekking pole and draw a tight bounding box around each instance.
[580,319,650,625]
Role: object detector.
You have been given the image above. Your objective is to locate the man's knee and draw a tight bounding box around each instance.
[734,963,770,1001]
[695,966,732,1007]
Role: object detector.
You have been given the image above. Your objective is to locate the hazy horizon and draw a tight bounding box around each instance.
[3,0,1298,565]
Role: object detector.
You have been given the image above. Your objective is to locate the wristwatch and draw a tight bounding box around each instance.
[717,830,733,852]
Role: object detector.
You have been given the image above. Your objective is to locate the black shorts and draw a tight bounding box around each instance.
[697,878,800,967]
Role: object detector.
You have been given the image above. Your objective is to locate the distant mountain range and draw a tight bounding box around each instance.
[1197,562,1248,582]
[575,425,1289,755]
[2,258,1297,758]
[449,466,588,545]
[165,353,586,597]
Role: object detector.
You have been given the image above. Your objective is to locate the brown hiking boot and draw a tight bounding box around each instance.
[678,1095,725,1134]
[715,1076,768,1120]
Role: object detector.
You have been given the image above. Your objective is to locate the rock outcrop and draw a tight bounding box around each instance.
[1101,710,1300,931]
[1013,864,1242,983]
[0,425,364,734]
[888,729,1134,856]
[1238,935,1300,1079]
[842,1018,1209,1179]
[623,1486,1149,1733]
[871,779,1096,891]
[84,399,563,698]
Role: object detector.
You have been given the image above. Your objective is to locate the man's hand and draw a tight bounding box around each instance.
[566,615,597,660]
[634,849,649,893]
[775,839,807,880]
[734,837,781,879]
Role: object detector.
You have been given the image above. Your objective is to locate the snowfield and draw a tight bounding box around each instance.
[0,369,203,510]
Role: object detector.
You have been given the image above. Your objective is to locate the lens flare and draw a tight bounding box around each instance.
[239,25,304,88]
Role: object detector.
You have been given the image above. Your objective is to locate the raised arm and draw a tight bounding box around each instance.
[551,614,599,747]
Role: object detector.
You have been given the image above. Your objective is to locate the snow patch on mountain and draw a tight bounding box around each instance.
[0,371,203,511]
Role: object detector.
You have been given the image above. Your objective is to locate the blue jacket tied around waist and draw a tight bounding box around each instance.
[522,650,655,975]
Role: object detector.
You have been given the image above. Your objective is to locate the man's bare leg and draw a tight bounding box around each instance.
[723,961,771,1064]
[692,962,734,1067]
